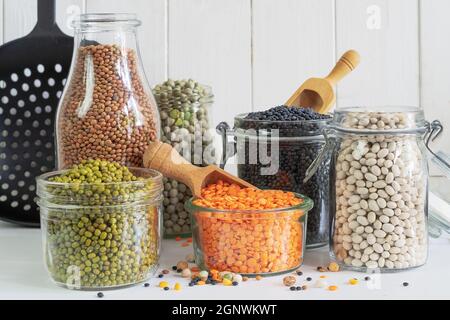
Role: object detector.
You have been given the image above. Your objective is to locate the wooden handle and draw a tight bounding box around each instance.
[143,141,203,191]
[324,50,360,85]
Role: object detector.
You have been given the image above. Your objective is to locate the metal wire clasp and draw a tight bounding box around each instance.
[216,122,236,169]
[303,128,335,183]
[425,120,450,173]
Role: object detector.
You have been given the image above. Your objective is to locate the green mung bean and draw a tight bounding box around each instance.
[40,160,161,289]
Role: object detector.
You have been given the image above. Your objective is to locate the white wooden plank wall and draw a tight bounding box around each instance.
[86,0,167,86]
[335,0,420,108]
[168,0,252,126]
[252,0,335,110]
[420,0,450,155]
[0,0,449,156]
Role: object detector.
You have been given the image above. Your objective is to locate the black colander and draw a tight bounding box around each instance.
[0,0,73,226]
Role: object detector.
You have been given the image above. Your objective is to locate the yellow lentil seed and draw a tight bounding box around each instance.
[328,285,338,291]
[174,283,182,291]
[328,262,340,272]
[349,278,359,285]
[159,281,169,288]
[222,279,232,286]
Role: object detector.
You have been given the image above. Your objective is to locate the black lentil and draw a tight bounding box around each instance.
[403,282,409,287]
[164,286,170,291]
[365,276,371,281]
[172,266,177,271]
[232,281,239,286]
[97,292,104,298]
[306,277,312,281]
[296,286,302,291]
[290,286,296,291]
[296,271,303,276]
[144,283,150,287]
[236,106,332,247]
[245,106,330,122]
[158,274,164,278]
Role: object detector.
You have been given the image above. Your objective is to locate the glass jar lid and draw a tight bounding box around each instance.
[331,106,427,134]
[36,167,163,207]
[429,151,450,238]
[234,113,331,138]
[72,13,142,31]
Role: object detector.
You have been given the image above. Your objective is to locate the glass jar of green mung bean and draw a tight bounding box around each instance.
[36,166,163,290]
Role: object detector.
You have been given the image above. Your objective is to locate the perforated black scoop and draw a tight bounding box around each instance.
[0,0,73,226]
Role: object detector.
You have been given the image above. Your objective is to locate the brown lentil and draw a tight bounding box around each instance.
[57,44,159,168]
[328,262,340,272]
[177,261,189,270]
[283,276,297,287]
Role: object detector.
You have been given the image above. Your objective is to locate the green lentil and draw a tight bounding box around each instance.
[39,159,161,289]
[153,79,215,237]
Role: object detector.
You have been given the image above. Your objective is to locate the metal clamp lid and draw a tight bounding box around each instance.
[425,120,450,176]
[216,122,236,169]
[303,128,334,183]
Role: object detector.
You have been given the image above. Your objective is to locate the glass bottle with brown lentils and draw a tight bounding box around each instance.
[56,14,160,169]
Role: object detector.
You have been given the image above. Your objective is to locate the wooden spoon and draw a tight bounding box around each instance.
[143,141,256,198]
[285,49,360,114]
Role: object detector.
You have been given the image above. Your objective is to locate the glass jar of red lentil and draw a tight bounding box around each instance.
[186,193,312,276]
[56,14,160,169]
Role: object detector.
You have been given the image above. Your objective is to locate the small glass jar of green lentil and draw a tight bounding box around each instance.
[36,160,163,290]
[153,79,215,238]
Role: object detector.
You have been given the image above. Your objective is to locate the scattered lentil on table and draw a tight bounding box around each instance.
[328,262,340,272]
[314,279,328,288]
[328,285,338,291]
[283,276,297,287]
[236,105,331,247]
[177,261,189,270]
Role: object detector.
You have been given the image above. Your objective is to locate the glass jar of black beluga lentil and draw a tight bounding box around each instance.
[217,106,332,248]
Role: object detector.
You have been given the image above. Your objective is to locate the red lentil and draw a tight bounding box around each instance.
[192,181,306,275]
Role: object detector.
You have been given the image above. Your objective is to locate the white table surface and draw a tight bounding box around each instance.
[0,221,449,300]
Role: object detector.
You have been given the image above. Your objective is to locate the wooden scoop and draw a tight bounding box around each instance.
[143,141,256,198]
[285,49,360,114]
